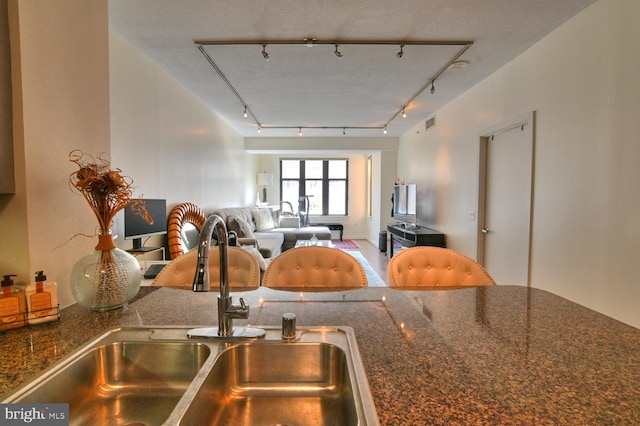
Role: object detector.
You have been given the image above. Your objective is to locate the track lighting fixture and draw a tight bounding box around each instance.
[194,37,474,136]
[334,44,343,59]
[257,125,387,134]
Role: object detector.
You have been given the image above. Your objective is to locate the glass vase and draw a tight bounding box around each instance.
[70,230,142,311]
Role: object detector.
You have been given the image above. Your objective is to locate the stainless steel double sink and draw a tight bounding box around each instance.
[2,326,379,425]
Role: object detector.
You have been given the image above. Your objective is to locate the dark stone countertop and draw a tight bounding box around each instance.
[1,285,639,425]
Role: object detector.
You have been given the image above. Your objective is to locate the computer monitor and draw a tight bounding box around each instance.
[123,198,167,250]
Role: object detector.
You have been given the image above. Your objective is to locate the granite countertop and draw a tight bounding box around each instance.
[1,285,639,425]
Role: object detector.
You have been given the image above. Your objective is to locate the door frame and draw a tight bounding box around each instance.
[477,111,535,285]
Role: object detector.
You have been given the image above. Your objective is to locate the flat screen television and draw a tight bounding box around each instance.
[124,198,167,250]
[393,184,417,227]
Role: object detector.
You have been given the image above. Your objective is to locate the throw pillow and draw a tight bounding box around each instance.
[252,208,276,231]
[241,245,268,271]
[229,216,255,239]
[227,216,243,236]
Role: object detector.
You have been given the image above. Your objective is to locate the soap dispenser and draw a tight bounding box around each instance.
[26,271,59,325]
[0,274,27,331]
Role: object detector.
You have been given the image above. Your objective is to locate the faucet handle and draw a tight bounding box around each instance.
[225,297,249,319]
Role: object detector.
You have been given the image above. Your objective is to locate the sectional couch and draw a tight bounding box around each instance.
[209,207,332,259]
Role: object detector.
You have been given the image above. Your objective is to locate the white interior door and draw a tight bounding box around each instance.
[478,112,534,286]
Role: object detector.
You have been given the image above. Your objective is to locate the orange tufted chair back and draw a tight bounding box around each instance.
[262,246,368,291]
[152,246,260,291]
[388,246,496,288]
[167,202,207,260]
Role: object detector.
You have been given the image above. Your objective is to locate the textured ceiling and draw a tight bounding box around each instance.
[109,0,595,138]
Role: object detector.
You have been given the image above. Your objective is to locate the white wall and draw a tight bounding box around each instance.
[0,0,112,308]
[398,0,640,328]
[373,150,397,244]
[109,31,257,249]
[245,137,396,153]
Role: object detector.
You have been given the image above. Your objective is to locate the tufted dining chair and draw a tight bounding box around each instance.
[152,246,260,291]
[167,202,207,260]
[261,246,368,291]
[388,246,496,288]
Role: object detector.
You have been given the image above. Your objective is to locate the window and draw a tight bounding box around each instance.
[280,159,348,216]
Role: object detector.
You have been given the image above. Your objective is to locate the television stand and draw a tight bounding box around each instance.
[387,224,445,258]
[127,246,162,253]
[126,247,165,269]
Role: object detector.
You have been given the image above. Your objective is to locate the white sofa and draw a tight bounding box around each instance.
[209,207,332,258]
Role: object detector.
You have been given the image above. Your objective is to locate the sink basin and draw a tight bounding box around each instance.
[180,342,357,425]
[3,326,379,425]
[5,341,210,426]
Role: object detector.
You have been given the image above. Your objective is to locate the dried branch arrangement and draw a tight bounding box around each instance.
[69,150,150,309]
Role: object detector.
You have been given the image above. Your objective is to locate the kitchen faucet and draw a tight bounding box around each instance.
[187,214,265,339]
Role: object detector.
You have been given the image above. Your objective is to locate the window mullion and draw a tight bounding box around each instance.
[299,161,306,199]
[322,160,329,215]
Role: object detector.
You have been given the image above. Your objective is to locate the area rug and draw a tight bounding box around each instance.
[332,239,359,249]
[342,250,386,287]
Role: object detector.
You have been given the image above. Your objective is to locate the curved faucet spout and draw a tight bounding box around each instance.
[189,214,264,339]
[192,215,228,293]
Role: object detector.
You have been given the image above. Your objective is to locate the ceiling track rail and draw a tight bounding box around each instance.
[195,38,474,134]
[196,45,260,125]
[383,43,472,126]
[195,39,473,47]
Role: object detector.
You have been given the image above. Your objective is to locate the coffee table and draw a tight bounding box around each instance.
[294,239,334,248]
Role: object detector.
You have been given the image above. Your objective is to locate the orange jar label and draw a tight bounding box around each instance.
[31,292,52,317]
[0,297,19,323]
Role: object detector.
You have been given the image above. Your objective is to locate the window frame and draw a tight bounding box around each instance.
[280,158,349,216]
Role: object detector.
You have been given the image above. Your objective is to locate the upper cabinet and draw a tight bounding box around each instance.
[0,0,14,194]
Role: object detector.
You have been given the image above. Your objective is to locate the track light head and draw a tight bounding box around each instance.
[402,107,407,118]
[383,125,388,135]
[261,44,269,61]
[430,81,435,94]
[257,125,261,133]
[396,44,404,59]
[298,127,302,136]
[243,106,248,118]
[334,44,343,59]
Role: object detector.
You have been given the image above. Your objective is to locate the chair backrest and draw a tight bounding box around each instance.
[388,246,496,288]
[153,246,260,290]
[279,200,296,216]
[167,202,206,260]
[262,246,368,291]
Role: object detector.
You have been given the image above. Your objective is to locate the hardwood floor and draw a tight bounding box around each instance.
[350,239,390,286]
